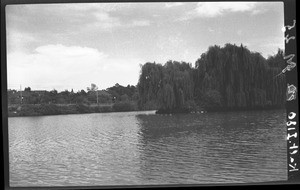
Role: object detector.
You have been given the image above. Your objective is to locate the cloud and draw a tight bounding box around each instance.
[181,2,257,20]
[7,44,143,91]
[34,44,105,58]
[90,12,122,30]
[79,3,151,29]
[131,20,151,27]
[58,3,121,12]
[157,33,184,51]
[165,3,184,8]
[208,27,215,32]
[251,9,265,15]
[26,3,129,14]
[7,44,107,91]
[6,30,37,52]
[87,11,151,30]
[7,3,149,37]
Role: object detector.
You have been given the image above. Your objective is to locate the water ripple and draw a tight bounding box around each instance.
[9,110,287,186]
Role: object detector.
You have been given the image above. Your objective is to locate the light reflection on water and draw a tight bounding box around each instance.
[9,110,287,186]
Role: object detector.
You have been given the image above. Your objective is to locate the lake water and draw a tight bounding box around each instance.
[8,109,287,186]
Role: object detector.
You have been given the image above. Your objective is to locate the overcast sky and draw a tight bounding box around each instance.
[6,2,284,92]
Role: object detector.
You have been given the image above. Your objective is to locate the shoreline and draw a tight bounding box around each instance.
[155,105,285,115]
[7,102,139,117]
[8,109,157,118]
[8,103,285,117]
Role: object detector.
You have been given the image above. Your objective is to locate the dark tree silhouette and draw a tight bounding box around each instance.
[138,44,285,113]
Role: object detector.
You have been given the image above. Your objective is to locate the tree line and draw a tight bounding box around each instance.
[137,43,286,113]
[7,83,139,105]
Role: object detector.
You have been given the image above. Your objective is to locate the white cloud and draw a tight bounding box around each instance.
[88,12,150,30]
[251,9,265,15]
[157,33,184,51]
[35,44,105,58]
[82,4,151,30]
[90,12,123,30]
[94,12,115,22]
[181,2,257,20]
[7,44,143,91]
[61,3,120,11]
[208,27,215,32]
[6,31,37,52]
[7,44,107,91]
[165,3,185,8]
[35,3,128,13]
[131,20,151,27]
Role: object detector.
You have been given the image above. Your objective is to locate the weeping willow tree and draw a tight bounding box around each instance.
[194,44,286,111]
[138,44,285,113]
[137,61,195,112]
[137,62,164,110]
[158,61,195,112]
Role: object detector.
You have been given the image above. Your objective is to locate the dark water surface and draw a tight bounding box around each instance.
[8,109,287,186]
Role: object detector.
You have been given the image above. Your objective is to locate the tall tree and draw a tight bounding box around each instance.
[138,61,195,112]
[194,44,285,110]
[87,83,99,105]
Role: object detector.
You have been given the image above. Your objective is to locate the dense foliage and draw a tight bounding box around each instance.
[193,44,285,110]
[137,61,195,112]
[8,83,138,105]
[7,83,138,116]
[138,44,286,113]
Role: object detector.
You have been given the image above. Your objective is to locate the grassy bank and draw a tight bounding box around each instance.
[8,101,138,117]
